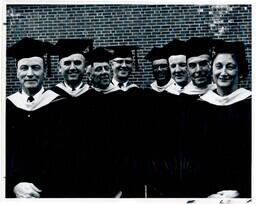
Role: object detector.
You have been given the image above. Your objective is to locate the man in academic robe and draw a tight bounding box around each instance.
[182,37,216,98]
[51,39,93,98]
[6,37,61,198]
[172,37,217,197]
[143,42,194,197]
[87,46,144,197]
[144,47,174,93]
[86,47,120,94]
[106,45,139,92]
[64,47,122,197]
[163,39,190,95]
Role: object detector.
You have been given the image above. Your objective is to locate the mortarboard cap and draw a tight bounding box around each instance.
[212,40,248,78]
[144,47,168,62]
[88,47,113,65]
[52,39,94,59]
[7,37,53,61]
[212,40,243,55]
[163,39,187,57]
[186,37,213,59]
[7,37,54,76]
[105,45,139,69]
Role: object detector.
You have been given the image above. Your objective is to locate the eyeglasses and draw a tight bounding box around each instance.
[152,64,169,70]
[112,59,133,66]
[170,63,186,69]
[188,60,209,69]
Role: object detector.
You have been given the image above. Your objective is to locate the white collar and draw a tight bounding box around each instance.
[165,80,184,95]
[93,83,120,94]
[63,81,83,91]
[121,83,139,91]
[21,87,45,102]
[56,82,89,97]
[8,88,59,111]
[200,88,251,106]
[182,81,216,95]
[112,78,138,91]
[150,78,174,93]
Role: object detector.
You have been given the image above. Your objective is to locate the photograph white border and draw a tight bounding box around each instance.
[1,1,254,204]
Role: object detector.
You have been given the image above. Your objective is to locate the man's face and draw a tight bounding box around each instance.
[187,54,211,88]
[212,53,238,89]
[110,57,133,82]
[59,53,86,84]
[152,59,171,85]
[17,56,44,93]
[91,62,112,89]
[168,55,188,87]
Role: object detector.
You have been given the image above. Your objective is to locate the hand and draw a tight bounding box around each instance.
[208,190,239,198]
[115,190,122,198]
[14,182,42,198]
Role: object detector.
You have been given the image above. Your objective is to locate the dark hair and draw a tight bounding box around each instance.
[212,41,248,79]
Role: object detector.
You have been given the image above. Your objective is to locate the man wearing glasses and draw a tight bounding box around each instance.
[182,37,216,96]
[144,47,174,92]
[108,45,139,92]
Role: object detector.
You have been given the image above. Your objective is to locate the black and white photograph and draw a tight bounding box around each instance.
[0,1,254,204]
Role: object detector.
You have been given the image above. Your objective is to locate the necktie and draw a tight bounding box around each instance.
[27,96,35,103]
[118,83,123,88]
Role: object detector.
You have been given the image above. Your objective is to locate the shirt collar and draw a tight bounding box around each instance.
[21,87,45,102]
[63,81,84,91]
[112,78,128,88]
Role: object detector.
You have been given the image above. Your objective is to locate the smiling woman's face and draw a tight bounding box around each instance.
[212,53,238,90]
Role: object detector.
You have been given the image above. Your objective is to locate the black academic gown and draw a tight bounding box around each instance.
[5,94,66,198]
[184,95,251,197]
[110,86,146,198]
[140,88,171,198]
[80,86,146,198]
[142,89,198,198]
[6,90,100,198]
[113,87,194,198]
[53,88,123,197]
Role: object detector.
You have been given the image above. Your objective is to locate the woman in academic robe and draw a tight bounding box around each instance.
[189,41,251,198]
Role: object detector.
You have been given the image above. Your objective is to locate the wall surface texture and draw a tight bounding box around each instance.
[6,4,251,95]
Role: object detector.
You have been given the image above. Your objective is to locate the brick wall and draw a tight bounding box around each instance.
[6,4,252,96]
